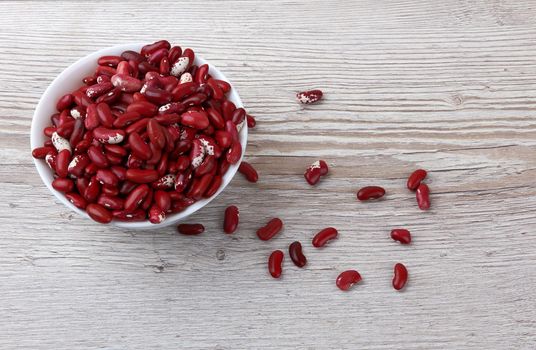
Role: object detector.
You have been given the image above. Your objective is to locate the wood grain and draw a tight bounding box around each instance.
[1,1,535,349]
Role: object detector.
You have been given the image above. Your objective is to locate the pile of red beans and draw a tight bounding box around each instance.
[33,40,432,291]
[32,40,251,224]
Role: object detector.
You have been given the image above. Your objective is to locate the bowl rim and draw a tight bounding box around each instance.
[30,42,247,229]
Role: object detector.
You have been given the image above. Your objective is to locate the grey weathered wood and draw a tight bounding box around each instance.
[1,0,536,349]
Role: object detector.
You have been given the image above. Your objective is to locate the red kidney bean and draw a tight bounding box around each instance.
[186,173,213,200]
[158,102,185,116]
[147,48,168,66]
[92,127,125,144]
[391,229,411,244]
[312,227,338,248]
[83,76,97,85]
[289,241,307,268]
[214,130,232,149]
[203,175,222,198]
[231,108,246,125]
[97,75,111,84]
[121,50,144,63]
[67,154,90,177]
[206,78,224,100]
[141,40,170,57]
[84,176,101,203]
[257,218,283,241]
[174,170,192,193]
[55,149,71,178]
[224,120,239,143]
[296,89,323,104]
[194,64,209,84]
[111,74,142,92]
[336,270,362,291]
[416,183,430,210]
[65,192,87,209]
[195,155,216,177]
[159,57,171,75]
[52,178,74,192]
[69,119,85,146]
[116,61,131,76]
[171,81,197,101]
[76,177,90,196]
[304,160,328,186]
[56,93,73,111]
[56,120,75,139]
[87,145,109,168]
[206,107,225,129]
[182,92,207,107]
[124,184,150,212]
[44,126,56,137]
[86,82,114,99]
[98,55,124,67]
[86,203,113,223]
[407,169,427,191]
[45,151,57,170]
[238,161,258,182]
[223,205,239,234]
[169,197,196,213]
[32,146,56,159]
[95,168,119,187]
[246,114,256,128]
[72,90,93,107]
[268,250,284,278]
[221,100,236,121]
[213,79,231,93]
[143,86,173,105]
[84,104,100,130]
[109,165,127,181]
[105,144,127,157]
[126,101,158,117]
[147,119,166,149]
[357,186,385,201]
[154,190,171,212]
[168,46,182,64]
[113,209,146,221]
[148,204,166,224]
[393,263,408,290]
[151,174,175,190]
[128,132,152,160]
[84,162,98,176]
[180,110,209,129]
[177,223,204,235]
[138,61,158,75]
[218,159,230,176]
[226,142,242,164]
[97,194,124,210]
[96,87,121,104]
[146,141,162,165]
[126,169,159,183]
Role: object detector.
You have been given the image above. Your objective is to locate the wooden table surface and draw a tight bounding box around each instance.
[1,1,535,349]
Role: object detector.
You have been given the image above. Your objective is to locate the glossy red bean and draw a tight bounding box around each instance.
[296,89,323,104]
[186,173,213,200]
[174,170,192,193]
[113,111,141,128]
[206,78,224,100]
[147,119,166,149]
[116,61,131,76]
[72,90,93,107]
[86,203,113,224]
[98,55,124,67]
[65,192,87,209]
[336,270,362,291]
[55,149,71,178]
[416,183,430,210]
[84,104,100,130]
[126,169,159,183]
[180,110,209,129]
[168,46,182,64]
[268,250,284,279]
[231,108,246,125]
[238,161,258,182]
[143,86,173,105]
[113,208,146,221]
[52,177,74,192]
[128,132,152,160]
[171,82,197,101]
[206,107,225,130]
[67,154,90,177]
[312,227,338,248]
[141,40,170,57]
[92,127,125,144]
[32,146,56,159]
[97,194,124,210]
[86,82,113,99]
[125,118,149,135]
[153,190,171,212]
[223,205,239,234]
[84,176,101,203]
[407,169,427,191]
[56,93,73,111]
[147,48,168,66]
[148,205,166,224]
[214,79,231,93]
[195,64,209,84]
[124,184,150,212]
[226,141,242,164]
[391,229,411,244]
[246,114,256,128]
[181,92,207,107]
[393,263,408,290]
[158,102,185,115]
[177,224,204,235]
[87,145,109,168]
[289,241,307,268]
[225,120,239,143]
[357,186,385,201]
[111,74,142,92]
[304,160,328,185]
[95,87,121,104]
[95,168,119,187]
[221,100,236,121]
[195,155,216,177]
[214,130,232,149]
[203,175,222,198]
[257,218,283,241]
[126,101,158,117]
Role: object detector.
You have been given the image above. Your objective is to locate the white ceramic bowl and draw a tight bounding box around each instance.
[31,43,247,229]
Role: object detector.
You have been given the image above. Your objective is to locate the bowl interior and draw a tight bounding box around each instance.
[31,43,247,229]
